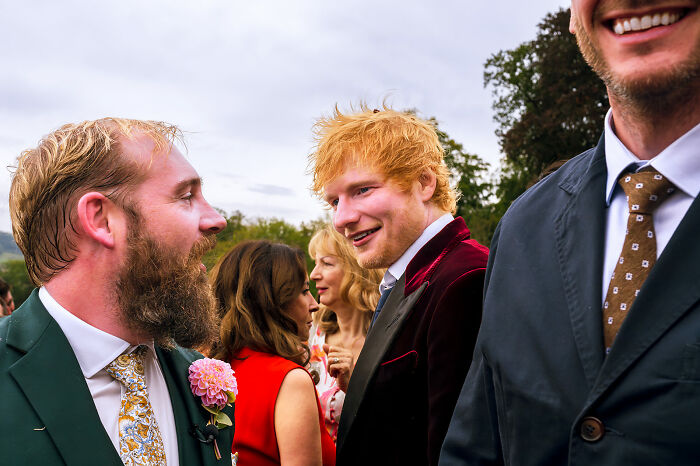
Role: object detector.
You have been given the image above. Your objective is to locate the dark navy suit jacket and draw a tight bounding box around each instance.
[441,137,700,465]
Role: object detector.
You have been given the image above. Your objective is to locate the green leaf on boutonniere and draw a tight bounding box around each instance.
[215,412,233,428]
[227,391,236,403]
[202,405,219,416]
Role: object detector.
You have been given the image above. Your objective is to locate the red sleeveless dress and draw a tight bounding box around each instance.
[230,347,336,465]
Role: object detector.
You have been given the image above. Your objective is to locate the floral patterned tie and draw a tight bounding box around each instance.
[603,168,676,354]
[106,346,167,466]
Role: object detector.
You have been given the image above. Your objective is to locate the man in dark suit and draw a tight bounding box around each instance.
[0,118,234,465]
[309,107,489,465]
[441,1,700,464]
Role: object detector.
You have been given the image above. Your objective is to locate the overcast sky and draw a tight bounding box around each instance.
[0,0,570,234]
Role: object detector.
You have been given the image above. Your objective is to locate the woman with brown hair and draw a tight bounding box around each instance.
[211,240,335,466]
[307,224,383,443]
[0,278,14,316]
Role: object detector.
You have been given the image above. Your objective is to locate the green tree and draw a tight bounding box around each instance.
[431,118,499,245]
[0,259,33,308]
[205,211,328,282]
[484,7,608,208]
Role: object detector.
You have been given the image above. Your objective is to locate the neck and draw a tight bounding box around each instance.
[609,83,700,160]
[423,205,449,230]
[332,302,365,339]
[44,267,143,345]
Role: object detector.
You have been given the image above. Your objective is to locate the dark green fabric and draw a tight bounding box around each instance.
[0,290,234,465]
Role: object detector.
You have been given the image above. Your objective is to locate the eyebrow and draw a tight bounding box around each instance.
[173,177,202,194]
[323,178,380,203]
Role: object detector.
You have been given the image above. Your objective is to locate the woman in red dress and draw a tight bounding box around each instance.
[211,240,336,466]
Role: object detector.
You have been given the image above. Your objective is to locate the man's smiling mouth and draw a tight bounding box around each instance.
[351,227,380,244]
[610,9,687,35]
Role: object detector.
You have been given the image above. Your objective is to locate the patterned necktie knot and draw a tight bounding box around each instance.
[619,168,676,214]
[106,346,148,393]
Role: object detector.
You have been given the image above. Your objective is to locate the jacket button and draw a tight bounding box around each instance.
[580,416,604,442]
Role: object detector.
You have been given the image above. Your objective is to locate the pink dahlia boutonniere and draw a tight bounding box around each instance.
[189,358,238,460]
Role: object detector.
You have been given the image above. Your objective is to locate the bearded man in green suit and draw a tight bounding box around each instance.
[0,118,234,465]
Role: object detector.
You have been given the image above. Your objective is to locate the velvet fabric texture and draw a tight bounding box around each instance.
[337,218,488,466]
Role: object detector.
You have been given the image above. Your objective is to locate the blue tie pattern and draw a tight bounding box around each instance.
[370,286,394,329]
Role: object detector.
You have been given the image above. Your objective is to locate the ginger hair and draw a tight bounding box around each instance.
[309,104,457,213]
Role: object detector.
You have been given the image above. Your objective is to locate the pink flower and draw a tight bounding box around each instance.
[188,358,238,410]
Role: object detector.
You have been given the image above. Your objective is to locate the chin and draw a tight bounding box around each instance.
[320,297,336,308]
[357,250,391,270]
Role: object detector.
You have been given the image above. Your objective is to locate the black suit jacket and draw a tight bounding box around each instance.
[0,290,234,466]
[441,136,700,465]
[337,218,488,466]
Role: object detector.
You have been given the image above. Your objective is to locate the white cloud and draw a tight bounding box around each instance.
[0,0,570,232]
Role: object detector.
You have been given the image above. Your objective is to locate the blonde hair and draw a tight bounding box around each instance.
[9,118,181,285]
[309,104,457,213]
[308,224,383,335]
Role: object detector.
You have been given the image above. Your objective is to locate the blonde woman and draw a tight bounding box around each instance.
[308,224,383,443]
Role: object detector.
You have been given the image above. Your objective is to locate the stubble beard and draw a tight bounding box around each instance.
[116,223,219,349]
[354,212,425,270]
[573,11,700,118]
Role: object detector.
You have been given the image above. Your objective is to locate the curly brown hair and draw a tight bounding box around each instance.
[210,240,310,365]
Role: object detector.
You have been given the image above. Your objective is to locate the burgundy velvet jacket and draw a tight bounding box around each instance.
[336,217,488,466]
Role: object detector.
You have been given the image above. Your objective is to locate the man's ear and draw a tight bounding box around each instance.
[76,192,118,249]
[569,8,577,34]
[417,170,437,202]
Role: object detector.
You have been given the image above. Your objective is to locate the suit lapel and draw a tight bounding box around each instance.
[337,275,427,452]
[157,347,235,465]
[7,292,121,465]
[553,141,608,389]
[589,191,700,400]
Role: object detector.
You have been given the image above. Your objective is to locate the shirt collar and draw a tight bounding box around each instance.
[381,213,453,290]
[604,108,700,205]
[38,287,154,378]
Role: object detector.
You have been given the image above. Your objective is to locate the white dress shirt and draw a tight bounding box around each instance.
[380,213,454,292]
[39,287,180,466]
[602,110,700,302]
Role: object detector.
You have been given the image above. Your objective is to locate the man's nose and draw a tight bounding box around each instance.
[201,202,227,234]
[333,199,360,233]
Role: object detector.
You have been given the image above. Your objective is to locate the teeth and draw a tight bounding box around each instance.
[612,10,682,34]
[353,228,379,241]
[354,231,370,241]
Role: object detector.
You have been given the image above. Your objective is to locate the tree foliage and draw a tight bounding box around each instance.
[484,7,608,207]
[430,118,500,245]
[0,260,33,308]
[205,211,328,286]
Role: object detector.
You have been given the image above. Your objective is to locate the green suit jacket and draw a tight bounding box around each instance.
[0,290,234,466]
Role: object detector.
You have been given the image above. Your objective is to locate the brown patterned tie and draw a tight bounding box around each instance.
[603,167,676,354]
